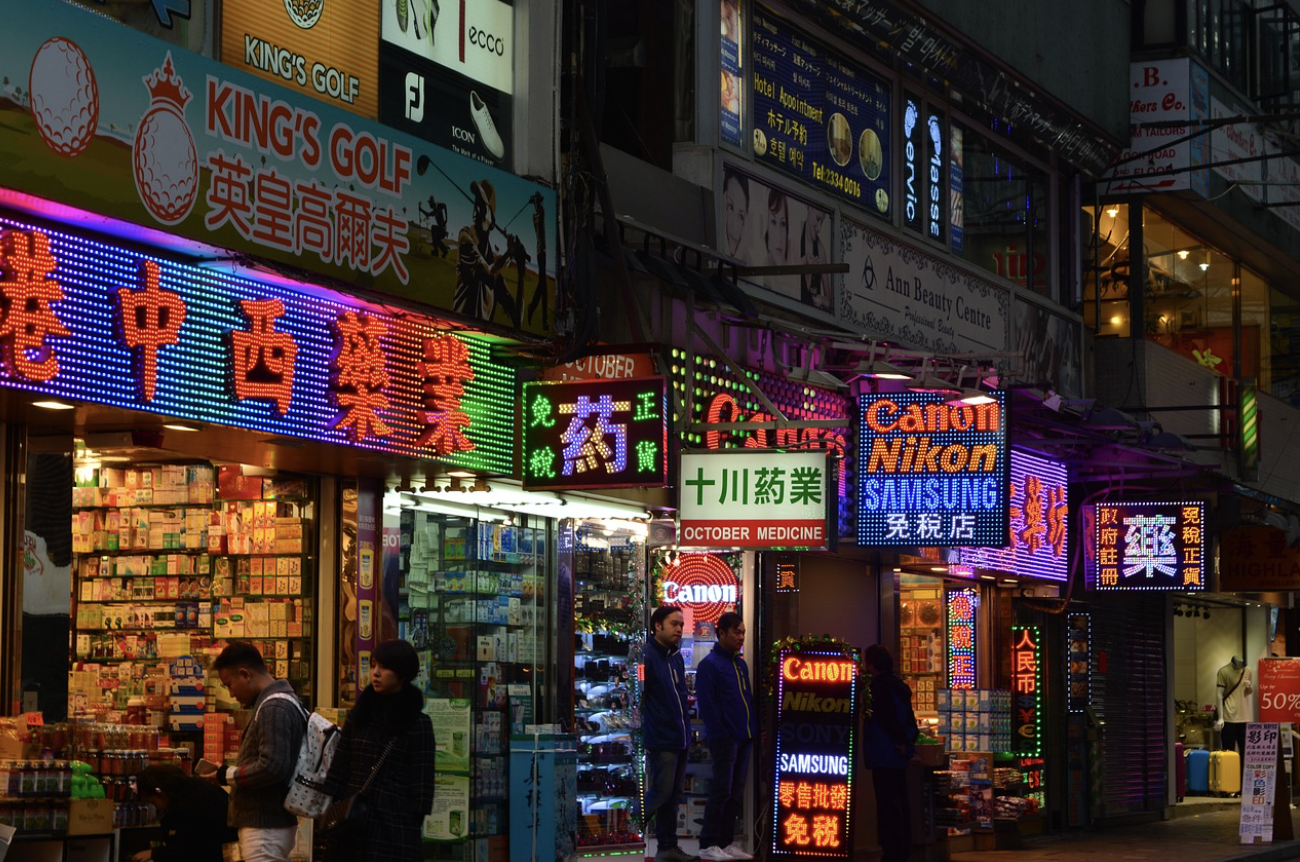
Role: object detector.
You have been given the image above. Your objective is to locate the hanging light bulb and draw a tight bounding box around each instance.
[1177,250,1189,260]
[1105,206,1119,218]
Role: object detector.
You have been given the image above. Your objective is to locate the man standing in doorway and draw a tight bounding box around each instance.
[202,641,305,862]
[696,612,755,861]
[862,644,919,862]
[643,606,698,862]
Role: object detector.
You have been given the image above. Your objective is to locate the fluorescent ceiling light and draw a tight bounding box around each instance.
[33,400,75,410]
[163,421,201,432]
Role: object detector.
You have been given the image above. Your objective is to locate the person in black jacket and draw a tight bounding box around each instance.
[642,605,697,862]
[861,644,919,862]
[132,764,238,862]
[696,612,756,861]
[321,638,437,862]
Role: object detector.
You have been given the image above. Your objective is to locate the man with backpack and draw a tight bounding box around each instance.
[203,641,306,862]
[861,644,919,862]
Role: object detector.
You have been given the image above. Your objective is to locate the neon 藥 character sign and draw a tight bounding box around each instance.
[946,588,977,689]
[0,219,514,471]
[1089,501,1207,591]
[773,648,857,859]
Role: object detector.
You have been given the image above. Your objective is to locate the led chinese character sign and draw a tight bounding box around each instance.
[857,392,1009,547]
[773,648,857,860]
[680,451,833,550]
[957,450,1068,581]
[1012,625,1042,756]
[0,217,514,472]
[1089,502,1207,591]
[775,553,800,594]
[946,588,977,689]
[658,553,739,625]
[521,378,667,490]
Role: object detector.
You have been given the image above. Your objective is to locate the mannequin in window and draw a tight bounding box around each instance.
[1214,656,1253,756]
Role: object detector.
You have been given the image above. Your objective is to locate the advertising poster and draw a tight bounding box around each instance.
[1258,659,1300,723]
[720,0,744,147]
[1240,722,1280,844]
[428,697,474,771]
[0,0,554,336]
[423,772,471,841]
[750,5,891,217]
[379,0,514,167]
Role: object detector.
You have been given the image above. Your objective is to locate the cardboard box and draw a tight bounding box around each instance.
[68,798,115,835]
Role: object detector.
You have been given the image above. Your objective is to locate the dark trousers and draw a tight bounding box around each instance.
[872,767,911,862]
[699,739,752,849]
[645,749,689,849]
[1221,722,1246,757]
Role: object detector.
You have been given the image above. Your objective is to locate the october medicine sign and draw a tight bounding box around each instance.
[679,450,833,550]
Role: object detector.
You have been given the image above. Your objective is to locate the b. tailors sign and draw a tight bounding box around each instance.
[680,450,833,550]
[856,391,1009,548]
[773,649,857,859]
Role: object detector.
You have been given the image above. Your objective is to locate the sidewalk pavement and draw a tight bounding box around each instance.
[948,804,1300,862]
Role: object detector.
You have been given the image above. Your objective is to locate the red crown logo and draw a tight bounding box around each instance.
[141,52,191,111]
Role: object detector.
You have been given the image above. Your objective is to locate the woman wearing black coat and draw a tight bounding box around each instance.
[321,639,437,862]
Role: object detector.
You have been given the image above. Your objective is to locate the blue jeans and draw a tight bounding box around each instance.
[644,749,688,848]
[699,738,751,849]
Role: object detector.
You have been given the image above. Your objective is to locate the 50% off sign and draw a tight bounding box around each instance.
[1258,658,1300,722]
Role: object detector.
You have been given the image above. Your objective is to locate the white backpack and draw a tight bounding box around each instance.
[257,692,342,818]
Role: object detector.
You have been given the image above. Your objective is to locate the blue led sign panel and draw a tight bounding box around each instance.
[0,217,514,471]
[1089,501,1207,591]
[856,391,1009,547]
[957,450,1068,581]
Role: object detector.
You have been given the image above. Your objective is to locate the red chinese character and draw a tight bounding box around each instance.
[331,311,391,441]
[782,813,810,846]
[811,815,840,848]
[796,781,812,809]
[231,299,297,414]
[295,180,333,260]
[0,230,68,381]
[811,783,831,809]
[1047,485,1067,556]
[251,169,294,251]
[415,335,475,455]
[335,192,373,271]
[205,152,253,237]
[370,206,410,282]
[950,625,973,649]
[827,784,848,810]
[778,781,796,809]
[116,260,186,400]
[1018,475,1045,553]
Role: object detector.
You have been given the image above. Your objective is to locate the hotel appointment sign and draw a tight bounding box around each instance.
[679,450,833,550]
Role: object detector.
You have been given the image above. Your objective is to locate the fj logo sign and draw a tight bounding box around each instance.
[405,72,424,122]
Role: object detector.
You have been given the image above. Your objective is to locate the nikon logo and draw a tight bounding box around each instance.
[782,690,850,713]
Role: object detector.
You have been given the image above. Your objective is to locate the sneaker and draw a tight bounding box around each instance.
[699,848,731,862]
[654,848,700,862]
[723,845,753,860]
[470,91,505,160]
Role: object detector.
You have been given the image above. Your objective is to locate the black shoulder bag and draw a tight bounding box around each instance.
[315,735,399,840]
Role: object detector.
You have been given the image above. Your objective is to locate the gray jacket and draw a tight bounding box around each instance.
[223,679,305,829]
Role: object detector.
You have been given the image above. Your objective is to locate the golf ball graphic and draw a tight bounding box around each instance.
[133,53,198,225]
[29,37,99,157]
[284,0,324,29]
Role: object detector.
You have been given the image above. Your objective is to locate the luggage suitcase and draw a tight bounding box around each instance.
[1175,743,1187,801]
[1186,748,1210,794]
[1209,750,1242,795]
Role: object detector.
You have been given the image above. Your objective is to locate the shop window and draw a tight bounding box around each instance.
[899,579,946,716]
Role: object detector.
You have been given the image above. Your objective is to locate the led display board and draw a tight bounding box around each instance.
[671,348,852,533]
[775,553,800,593]
[680,450,833,550]
[0,0,554,335]
[947,588,977,689]
[658,553,739,626]
[1088,501,1207,591]
[957,450,1068,581]
[857,391,1009,547]
[751,5,892,218]
[773,649,857,859]
[1012,625,1042,756]
[520,378,667,490]
[0,217,513,471]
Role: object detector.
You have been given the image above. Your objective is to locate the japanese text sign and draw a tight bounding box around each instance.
[1239,722,1280,844]
[773,649,857,860]
[680,450,833,550]
[1089,501,1207,591]
[0,0,555,335]
[1011,625,1042,757]
[521,378,667,490]
[751,6,892,217]
[0,218,513,471]
[957,450,1069,581]
[1257,659,1300,723]
[857,391,1009,548]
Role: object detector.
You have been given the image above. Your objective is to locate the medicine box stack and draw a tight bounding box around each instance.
[169,655,206,732]
[936,689,1011,752]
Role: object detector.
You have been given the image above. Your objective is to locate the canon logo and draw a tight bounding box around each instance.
[467,26,505,55]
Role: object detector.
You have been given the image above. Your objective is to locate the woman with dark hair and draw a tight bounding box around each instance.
[320,639,437,862]
[131,764,237,862]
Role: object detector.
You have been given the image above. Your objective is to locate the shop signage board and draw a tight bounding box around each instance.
[0,216,514,471]
[1106,60,1210,195]
[220,0,379,119]
[1240,722,1281,844]
[775,553,800,593]
[750,5,892,218]
[658,553,739,625]
[679,450,833,550]
[1258,659,1300,723]
[856,391,1009,548]
[0,0,555,335]
[947,588,977,689]
[957,450,1069,581]
[836,219,1009,355]
[772,649,857,859]
[1087,501,1207,591]
[520,378,668,490]
[1219,526,1300,592]
[1012,625,1042,756]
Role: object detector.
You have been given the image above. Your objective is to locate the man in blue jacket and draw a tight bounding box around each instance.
[696,612,756,861]
[861,644,918,862]
[642,605,697,862]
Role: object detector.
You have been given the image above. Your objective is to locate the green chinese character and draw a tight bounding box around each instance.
[684,466,716,506]
[634,390,659,421]
[529,393,556,428]
[789,466,823,505]
[635,440,659,473]
[529,446,557,479]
